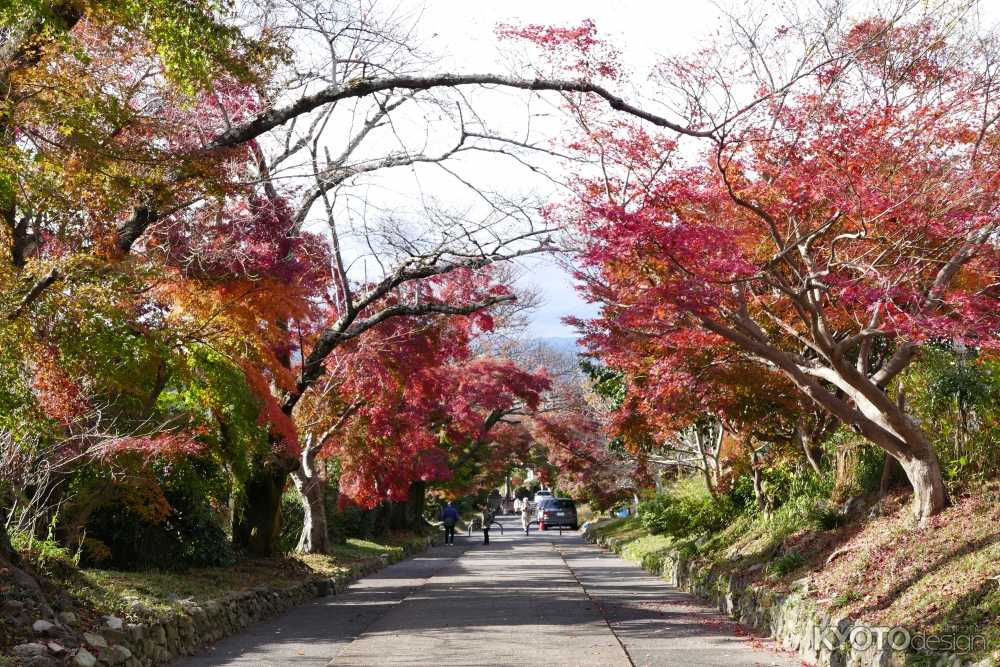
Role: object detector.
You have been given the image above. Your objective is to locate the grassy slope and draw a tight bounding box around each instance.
[591,484,1000,663]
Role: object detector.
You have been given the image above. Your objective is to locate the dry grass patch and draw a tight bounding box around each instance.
[810,487,1000,659]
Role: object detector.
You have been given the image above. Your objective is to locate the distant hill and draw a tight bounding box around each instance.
[533,337,581,357]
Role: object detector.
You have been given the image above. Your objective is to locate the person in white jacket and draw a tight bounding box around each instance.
[521,501,533,535]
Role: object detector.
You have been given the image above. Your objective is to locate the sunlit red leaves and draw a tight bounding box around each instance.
[843,17,956,84]
[155,191,329,286]
[241,361,299,457]
[497,19,621,79]
[29,347,89,426]
[561,12,1000,437]
[101,432,206,461]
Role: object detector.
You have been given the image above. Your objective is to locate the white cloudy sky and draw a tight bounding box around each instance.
[382,0,730,339]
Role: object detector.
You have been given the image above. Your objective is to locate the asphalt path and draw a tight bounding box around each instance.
[175,515,801,666]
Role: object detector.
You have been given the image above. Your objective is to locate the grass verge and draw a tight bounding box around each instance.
[67,530,430,620]
[2,526,433,654]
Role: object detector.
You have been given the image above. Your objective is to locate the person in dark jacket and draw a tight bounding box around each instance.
[441,502,459,545]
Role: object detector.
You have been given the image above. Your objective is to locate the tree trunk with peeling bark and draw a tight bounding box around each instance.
[292,441,330,554]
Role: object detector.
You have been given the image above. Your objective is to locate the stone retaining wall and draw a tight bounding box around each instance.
[584,525,994,667]
[124,536,436,666]
[6,535,437,667]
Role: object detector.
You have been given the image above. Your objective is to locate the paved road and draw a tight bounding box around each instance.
[175,516,800,666]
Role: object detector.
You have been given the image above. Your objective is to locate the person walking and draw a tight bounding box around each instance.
[440,501,459,545]
[520,499,532,535]
[480,505,492,545]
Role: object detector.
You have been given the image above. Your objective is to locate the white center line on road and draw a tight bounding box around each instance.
[552,542,637,667]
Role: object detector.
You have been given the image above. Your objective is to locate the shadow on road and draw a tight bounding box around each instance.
[175,515,797,666]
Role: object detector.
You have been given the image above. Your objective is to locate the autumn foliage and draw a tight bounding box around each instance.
[0,0,564,567]
[506,9,1000,522]
[8,0,1000,598]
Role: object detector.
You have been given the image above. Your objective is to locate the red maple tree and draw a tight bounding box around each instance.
[509,11,1000,521]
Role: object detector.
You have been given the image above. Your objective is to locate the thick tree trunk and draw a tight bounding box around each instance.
[704,319,949,522]
[897,447,947,524]
[292,443,330,554]
[233,464,288,556]
[406,481,426,528]
[292,471,329,554]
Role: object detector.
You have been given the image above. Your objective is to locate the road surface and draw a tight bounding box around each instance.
[175,515,800,666]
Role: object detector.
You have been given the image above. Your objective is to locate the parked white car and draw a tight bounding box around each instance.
[533,489,553,503]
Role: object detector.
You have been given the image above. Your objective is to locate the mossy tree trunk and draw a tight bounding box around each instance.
[233,462,289,556]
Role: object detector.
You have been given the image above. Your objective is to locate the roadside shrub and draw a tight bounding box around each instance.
[639,489,735,538]
[86,475,235,570]
[172,502,235,567]
[758,463,834,511]
[763,491,847,541]
[767,551,805,578]
[11,518,79,575]
[905,345,1000,484]
[727,474,758,514]
[81,537,112,564]
[810,502,846,530]
[330,503,368,540]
